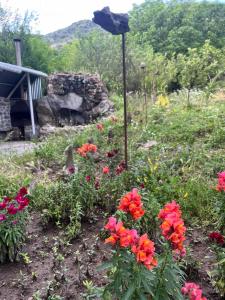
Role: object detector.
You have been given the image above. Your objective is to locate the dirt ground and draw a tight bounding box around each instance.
[0,212,221,300]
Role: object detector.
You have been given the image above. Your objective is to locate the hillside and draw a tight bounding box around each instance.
[45,19,101,47]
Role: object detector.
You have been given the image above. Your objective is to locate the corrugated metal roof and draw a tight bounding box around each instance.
[0,62,47,77]
[0,61,47,98]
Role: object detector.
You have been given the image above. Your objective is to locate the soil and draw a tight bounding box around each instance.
[0,213,221,300]
[0,212,108,300]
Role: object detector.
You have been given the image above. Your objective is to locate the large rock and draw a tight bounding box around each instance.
[93,7,130,35]
[36,73,113,126]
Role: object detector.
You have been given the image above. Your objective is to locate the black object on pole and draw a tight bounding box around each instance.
[93,7,129,169]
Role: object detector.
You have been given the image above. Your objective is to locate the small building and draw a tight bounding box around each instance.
[0,61,47,138]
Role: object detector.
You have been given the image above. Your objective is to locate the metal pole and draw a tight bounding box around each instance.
[27,73,36,136]
[122,33,128,170]
[144,69,147,126]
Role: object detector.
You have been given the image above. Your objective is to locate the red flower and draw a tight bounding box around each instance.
[115,161,126,175]
[3,196,11,203]
[0,214,6,222]
[106,149,119,158]
[181,282,207,300]
[216,171,225,192]
[0,201,6,210]
[95,179,100,190]
[68,166,75,174]
[18,187,28,197]
[7,204,18,215]
[158,201,186,256]
[103,166,110,174]
[85,175,91,182]
[209,231,224,245]
[131,234,158,270]
[140,183,145,189]
[96,123,104,131]
[118,188,145,220]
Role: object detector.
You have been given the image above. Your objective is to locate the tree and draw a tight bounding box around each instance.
[0,2,56,74]
[177,41,225,104]
[129,0,225,54]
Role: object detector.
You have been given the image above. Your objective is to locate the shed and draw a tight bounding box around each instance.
[0,61,47,137]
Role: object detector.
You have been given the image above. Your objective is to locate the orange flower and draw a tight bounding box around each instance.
[76,143,97,157]
[158,201,186,256]
[132,234,157,270]
[118,188,145,220]
[104,217,139,248]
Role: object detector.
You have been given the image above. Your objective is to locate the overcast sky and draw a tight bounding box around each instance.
[1,0,144,34]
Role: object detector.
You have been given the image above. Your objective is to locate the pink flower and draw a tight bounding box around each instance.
[0,214,6,222]
[12,220,18,225]
[103,166,110,174]
[105,217,117,231]
[181,282,207,300]
[216,171,225,192]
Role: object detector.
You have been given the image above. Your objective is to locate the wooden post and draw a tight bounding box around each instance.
[27,73,36,136]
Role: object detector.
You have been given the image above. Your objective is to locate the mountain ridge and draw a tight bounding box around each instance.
[45,19,101,47]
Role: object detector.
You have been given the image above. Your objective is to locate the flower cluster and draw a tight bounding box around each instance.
[105,217,139,247]
[209,231,224,245]
[76,143,97,157]
[105,217,157,269]
[118,188,145,220]
[158,200,186,256]
[0,187,29,222]
[181,282,207,300]
[216,171,225,192]
[131,234,158,270]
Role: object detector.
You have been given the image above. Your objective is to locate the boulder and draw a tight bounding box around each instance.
[35,97,56,126]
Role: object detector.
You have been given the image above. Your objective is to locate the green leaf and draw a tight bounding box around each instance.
[121,284,136,300]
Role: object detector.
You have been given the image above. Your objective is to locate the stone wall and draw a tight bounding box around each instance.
[0,98,12,131]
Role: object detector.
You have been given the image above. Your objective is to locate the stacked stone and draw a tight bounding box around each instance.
[47,73,108,108]
[0,98,12,131]
[36,73,113,126]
